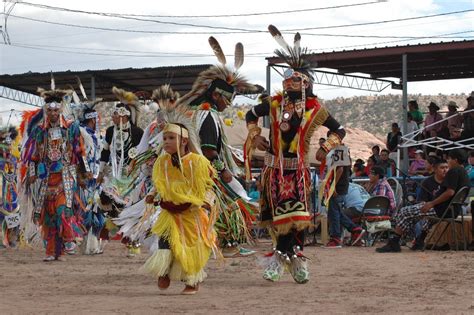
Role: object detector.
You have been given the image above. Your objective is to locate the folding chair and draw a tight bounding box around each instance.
[353,196,391,246]
[424,186,470,251]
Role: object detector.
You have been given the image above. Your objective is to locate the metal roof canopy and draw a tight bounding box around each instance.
[0,64,213,103]
[266,40,474,82]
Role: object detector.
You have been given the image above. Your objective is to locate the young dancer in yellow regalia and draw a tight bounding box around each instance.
[143,120,218,295]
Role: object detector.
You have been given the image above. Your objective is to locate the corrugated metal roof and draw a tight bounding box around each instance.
[0,64,213,101]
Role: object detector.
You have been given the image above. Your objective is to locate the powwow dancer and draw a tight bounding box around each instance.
[0,127,21,248]
[177,36,259,257]
[21,88,89,261]
[244,25,346,283]
[114,85,178,249]
[97,87,144,256]
[69,82,105,255]
[142,105,219,295]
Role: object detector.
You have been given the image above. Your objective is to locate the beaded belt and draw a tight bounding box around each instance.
[160,201,191,214]
[264,153,307,170]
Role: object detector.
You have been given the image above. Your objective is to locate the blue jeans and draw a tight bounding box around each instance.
[328,195,357,239]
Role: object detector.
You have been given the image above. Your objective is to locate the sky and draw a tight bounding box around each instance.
[0,0,473,124]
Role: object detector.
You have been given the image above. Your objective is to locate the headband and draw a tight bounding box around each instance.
[114,106,131,116]
[163,123,189,138]
[84,111,99,119]
[46,102,62,109]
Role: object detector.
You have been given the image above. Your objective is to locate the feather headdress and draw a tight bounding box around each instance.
[268,24,313,81]
[37,87,72,105]
[178,37,257,107]
[151,84,180,111]
[68,77,102,123]
[155,85,201,155]
[112,86,141,125]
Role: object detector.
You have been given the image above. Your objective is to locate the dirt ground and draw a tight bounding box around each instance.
[0,240,473,315]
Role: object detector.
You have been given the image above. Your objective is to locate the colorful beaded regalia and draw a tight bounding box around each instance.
[245,25,346,283]
[142,98,220,294]
[0,127,20,248]
[177,37,259,254]
[20,87,88,260]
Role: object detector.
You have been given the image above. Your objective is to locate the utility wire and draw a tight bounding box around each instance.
[4,3,473,33]
[4,29,473,59]
[5,12,474,38]
[16,0,386,18]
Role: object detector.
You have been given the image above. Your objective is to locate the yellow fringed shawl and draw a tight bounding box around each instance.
[152,152,214,207]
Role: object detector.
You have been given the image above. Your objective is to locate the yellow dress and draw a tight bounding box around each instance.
[143,152,218,286]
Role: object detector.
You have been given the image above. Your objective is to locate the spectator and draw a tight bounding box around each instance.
[424,155,439,176]
[467,150,474,187]
[365,156,376,176]
[445,101,463,132]
[342,183,371,219]
[462,92,474,142]
[448,126,463,143]
[376,150,469,253]
[423,102,444,138]
[369,145,381,164]
[325,165,365,248]
[408,100,424,126]
[408,149,427,176]
[386,122,402,153]
[353,159,367,177]
[365,166,396,215]
[376,149,396,178]
[406,113,419,135]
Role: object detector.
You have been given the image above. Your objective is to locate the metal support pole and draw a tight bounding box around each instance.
[90,75,96,100]
[263,64,271,128]
[401,54,409,174]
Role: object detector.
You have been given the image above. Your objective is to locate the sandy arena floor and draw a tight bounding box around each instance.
[0,240,473,315]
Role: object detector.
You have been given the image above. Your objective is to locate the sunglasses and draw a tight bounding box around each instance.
[283,68,309,81]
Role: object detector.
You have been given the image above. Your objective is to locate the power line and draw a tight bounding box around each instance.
[285,9,474,31]
[6,13,474,39]
[5,2,473,34]
[16,0,386,18]
[4,29,473,59]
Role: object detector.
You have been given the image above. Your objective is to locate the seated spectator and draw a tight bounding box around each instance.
[461,92,474,143]
[408,100,424,127]
[424,155,438,176]
[408,149,427,176]
[342,182,371,219]
[406,113,419,135]
[365,166,396,215]
[376,149,396,177]
[448,126,463,142]
[445,101,463,131]
[423,102,443,138]
[386,122,402,153]
[353,159,367,177]
[325,165,365,248]
[467,150,474,187]
[376,150,469,253]
[369,145,381,164]
[364,156,376,177]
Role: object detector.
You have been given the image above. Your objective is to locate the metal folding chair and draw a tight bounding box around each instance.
[423,186,470,251]
[354,196,391,246]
